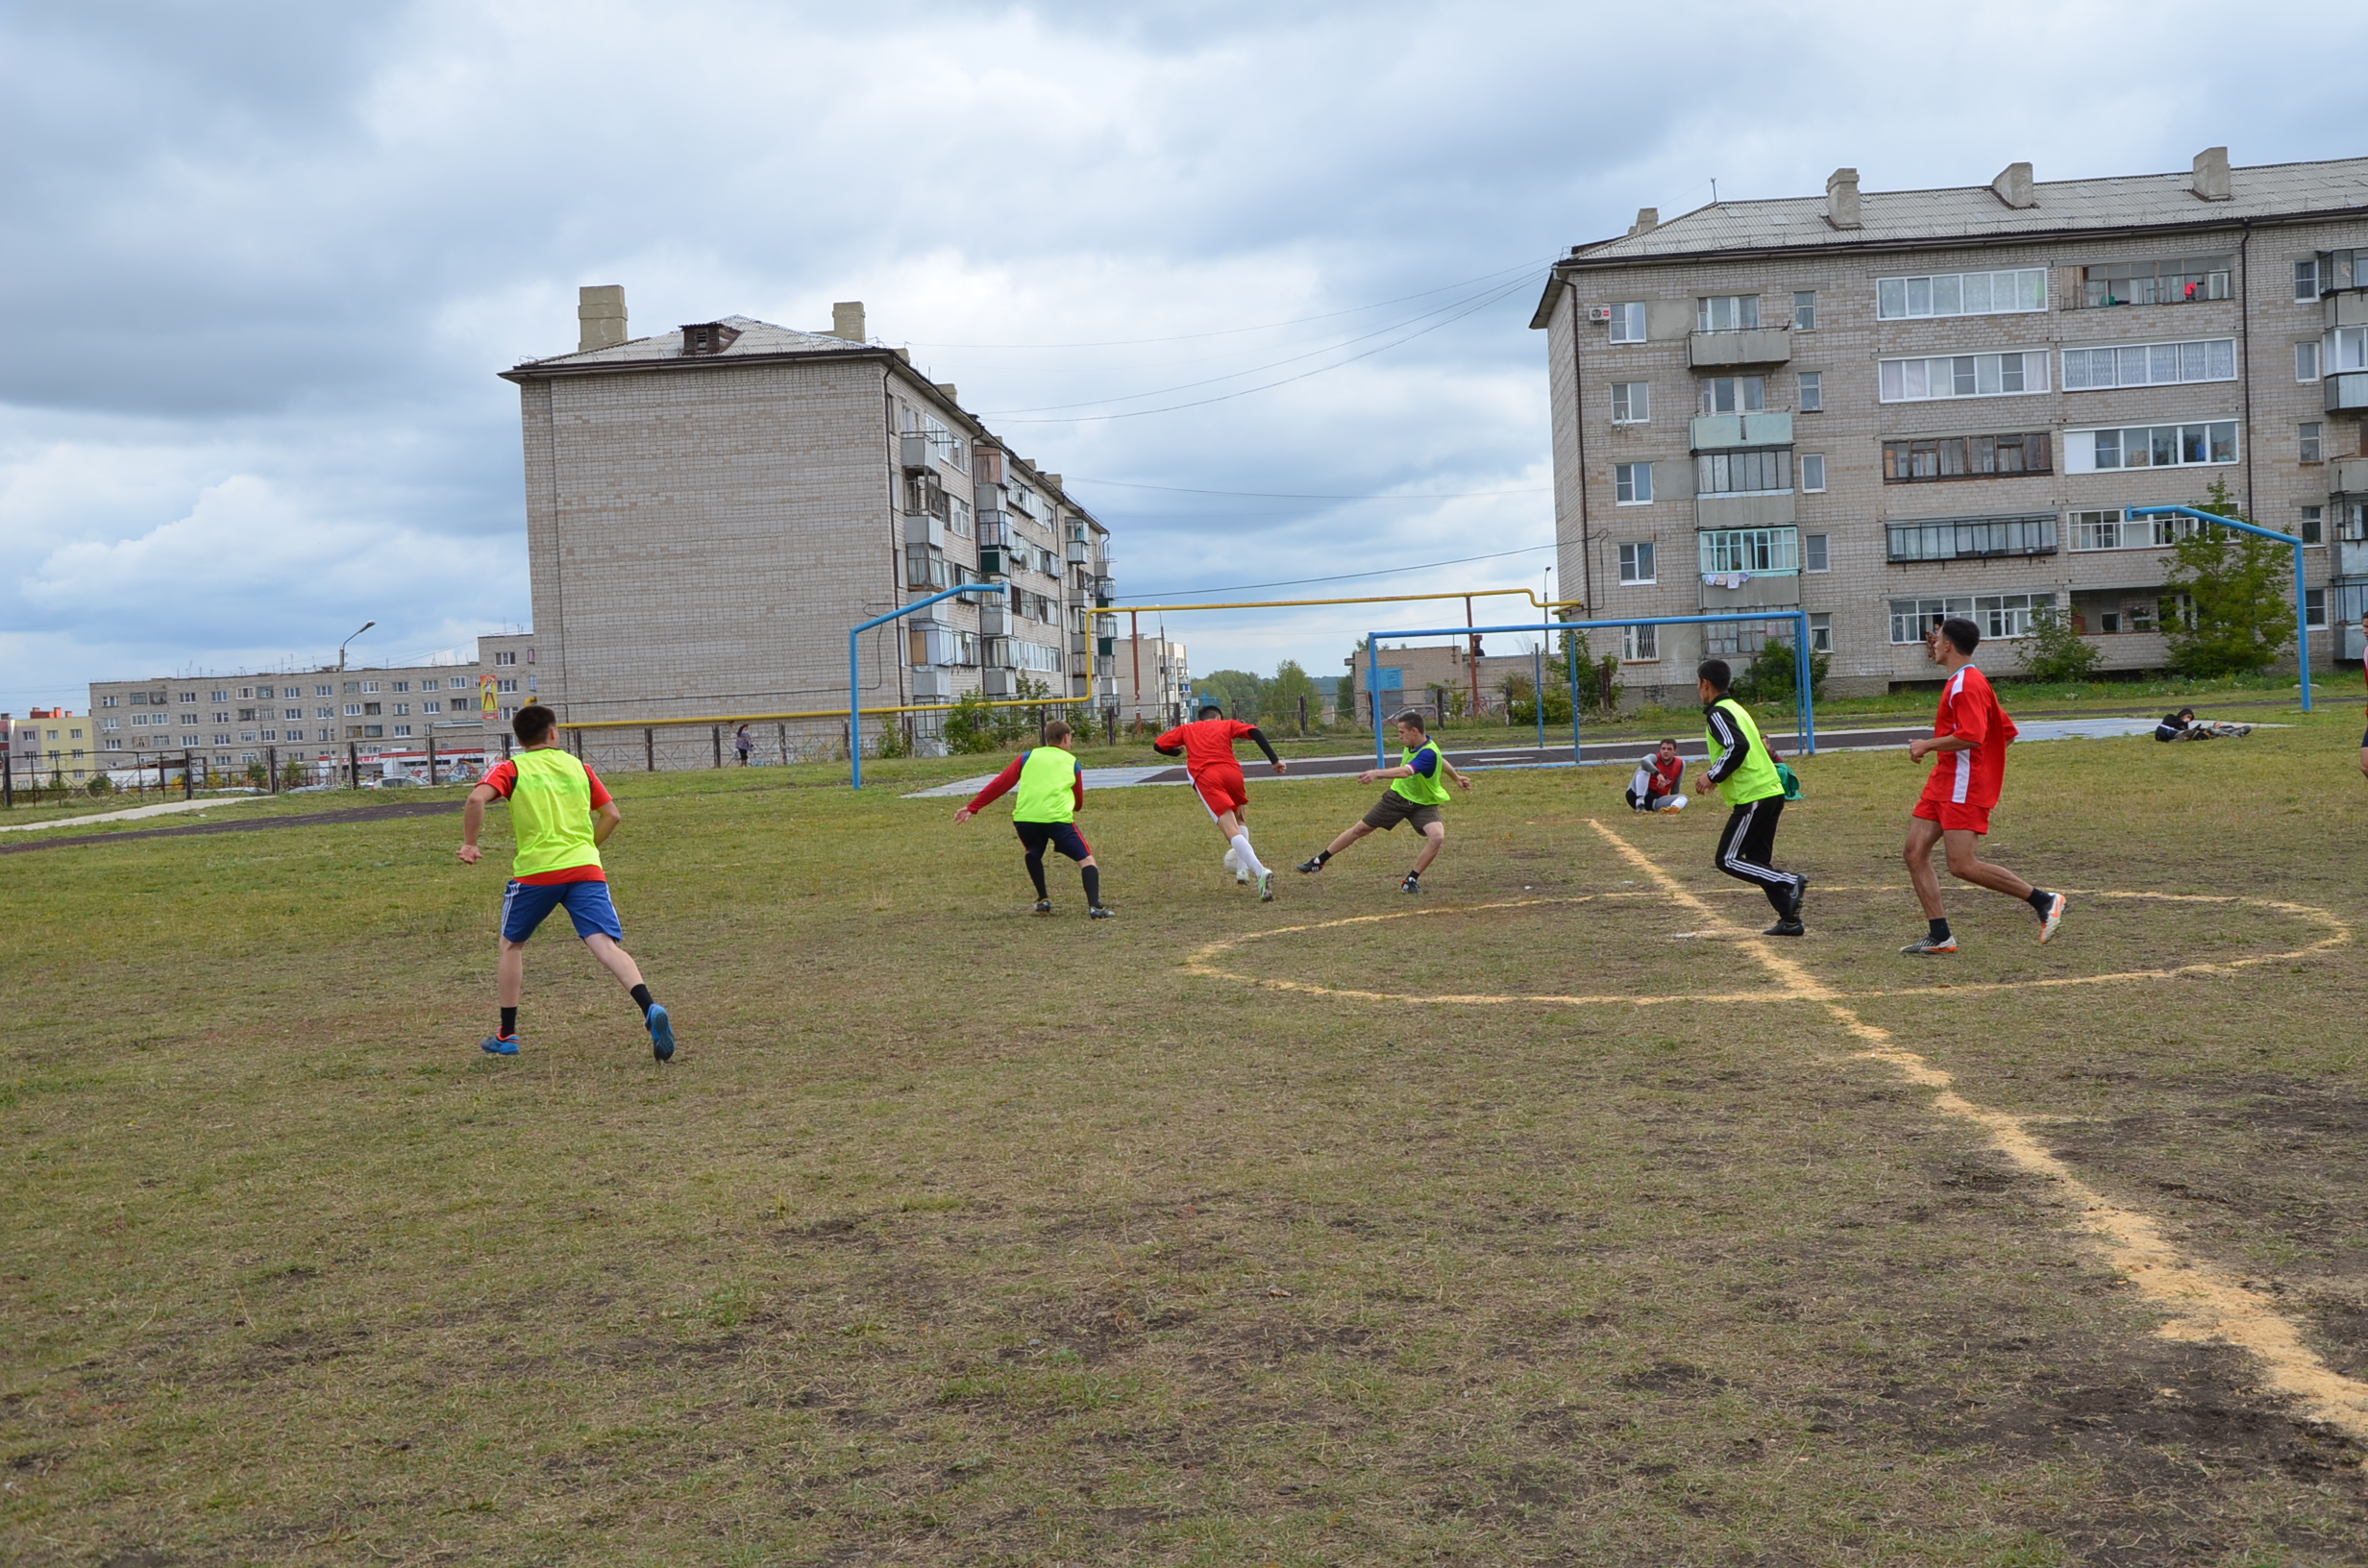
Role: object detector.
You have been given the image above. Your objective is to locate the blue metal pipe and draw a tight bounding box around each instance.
[2127,505,2312,713]
[850,582,1004,790]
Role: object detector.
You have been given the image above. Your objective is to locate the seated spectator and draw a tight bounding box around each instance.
[2154,707,2252,742]
[1626,739,1689,812]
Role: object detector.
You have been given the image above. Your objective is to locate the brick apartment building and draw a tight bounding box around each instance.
[498,290,1115,761]
[1534,150,2368,702]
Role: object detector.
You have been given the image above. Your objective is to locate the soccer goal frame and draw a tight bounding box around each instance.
[1360,610,1817,770]
[2126,505,2313,712]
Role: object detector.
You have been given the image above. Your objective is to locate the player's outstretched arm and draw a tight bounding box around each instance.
[591,799,623,846]
[1243,725,1285,773]
[457,782,499,864]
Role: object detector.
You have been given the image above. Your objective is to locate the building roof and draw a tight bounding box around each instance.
[503,315,876,377]
[1533,155,2368,324]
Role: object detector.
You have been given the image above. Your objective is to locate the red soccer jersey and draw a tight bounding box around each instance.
[1921,663,2018,811]
[1156,718,1258,776]
[481,756,614,884]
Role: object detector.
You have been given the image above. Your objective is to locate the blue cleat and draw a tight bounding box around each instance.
[647,1002,675,1063]
[480,1034,520,1057]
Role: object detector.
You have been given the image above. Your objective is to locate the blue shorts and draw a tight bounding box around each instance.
[501,879,625,943]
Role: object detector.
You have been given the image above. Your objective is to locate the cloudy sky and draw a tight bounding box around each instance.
[3,0,2357,706]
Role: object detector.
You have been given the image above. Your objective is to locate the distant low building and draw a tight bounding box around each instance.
[1344,642,1543,723]
[6,708,91,784]
[1108,635,1189,727]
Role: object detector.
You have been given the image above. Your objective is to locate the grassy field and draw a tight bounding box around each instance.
[6,707,2368,1565]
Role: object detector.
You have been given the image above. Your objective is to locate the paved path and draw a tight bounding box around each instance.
[905,716,2183,797]
[0,799,457,856]
[0,793,275,835]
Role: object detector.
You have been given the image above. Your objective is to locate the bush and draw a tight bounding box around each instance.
[86,774,114,796]
[1733,636,1829,707]
[2018,602,2101,684]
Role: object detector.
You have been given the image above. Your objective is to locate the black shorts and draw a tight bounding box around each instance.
[1017,821,1091,861]
[1361,790,1443,833]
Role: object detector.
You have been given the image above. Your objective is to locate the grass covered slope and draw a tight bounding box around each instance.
[5,714,2367,1565]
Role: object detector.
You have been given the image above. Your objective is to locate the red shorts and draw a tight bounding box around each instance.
[1913,796,1992,835]
[1194,765,1249,817]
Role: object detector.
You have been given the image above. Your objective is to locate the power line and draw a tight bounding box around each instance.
[1122,541,1558,599]
[905,255,1559,350]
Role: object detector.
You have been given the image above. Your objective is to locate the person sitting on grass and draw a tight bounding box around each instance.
[1626,739,1688,813]
[2153,706,2252,742]
[457,703,675,1063]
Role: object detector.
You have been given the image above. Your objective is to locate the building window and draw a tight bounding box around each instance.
[1617,542,1657,584]
[2296,258,2321,301]
[259,730,276,742]
[361,681,380,694]
[424,700,441,714]
[1610,382,1649,423]
[101,695,117,707]
[1699,527,1798,575]
[2297,504,2325,545]
[393,724,412,738]
[2066,421,2238,471]
[2081,257,2232,307]
[1698,376,1765,414]
[1615,463,1653,504]
[2307,588,2328,628]
[2061,337,2236,390]
[1804,533,1829,572]
[1886,514,2058,562]
[210,689,228,702]
[2299,341,2322,381]
[495,650,518,667]
[316,684,333,697]
[285,729,304,742]
[2301,422,2324,463]
[2335,327,2368,376]
[1792,291,1816,331]
[1809,612,1832,653]
[2067,508,2215,551]
[1620,624,1659,662]
[1877,268,2047,320]
[496,678,518,695]
[1883,431,2053,481]
[1799,454,1826,493]
[1609,303,1646,343]
[344,703,361,717]
[1879,352,2048,402]
[1697,295,1760,332]
[362,701,382,716]
[1797,371,1821,412]
[1889,593,2053,643]
[392,681,408,694]
[1695,448,1791,496]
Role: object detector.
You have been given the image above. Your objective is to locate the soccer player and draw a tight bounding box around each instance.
[1694,659,1807,936]
[1297,709,1469,894]
[1153,703,1288,901]
[1901,616,2065,955]
[457,703,674,1061]
[954,718,1112,919]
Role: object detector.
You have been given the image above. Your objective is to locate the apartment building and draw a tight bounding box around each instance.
[498,290,1115,761]
[1344,642,1542,723]
[1108,634,1191,726]
[1534,150,2368,701]
[83,631,532,776]
[6,709,91,784]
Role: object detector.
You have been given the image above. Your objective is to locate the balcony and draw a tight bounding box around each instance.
[1699,574,1801,612]
[2325,290,2368,330]
[2326,371,2368,413]
[1695,491,1796,529]
[899,434,934,472]
[976,604,1011,637]
[2330,459,2368,496]
[1690,410,1792,451]
[1886,513,2059,563]
[902,513,946,549]
[1688,328,1791,369]
[2334,540,2368,577]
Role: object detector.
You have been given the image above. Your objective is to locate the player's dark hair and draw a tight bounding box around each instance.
[1393,709,1427,733]
[1938,617,1981,654]
[512,703,556,745]
[1696,659,1732,692]
[1043,719,1073,745]
[1658,737,1677,748]
[1197,703,1224,719]
[2176,707,2195,721]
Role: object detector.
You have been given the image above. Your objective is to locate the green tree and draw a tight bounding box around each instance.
[2162,478,2295,677]
[1197,669,1266,720]
[1268,660,1318,731]
[941,693,1003,754]
[2017,602,2101,684]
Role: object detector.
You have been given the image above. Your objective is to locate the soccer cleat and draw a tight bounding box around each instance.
[1399,873,1421,895]
[1033,899,1053,915]
[647,1002,675,1063]
[2035,892,2066,944]
[1258,870,1274,902]
[1763,919,1806,938]
[1296,857,1324,874]
[1783,875,1810,922]
[1900,934,1959,955]
[480,1033,520,1057]
[1088,905,1116,919]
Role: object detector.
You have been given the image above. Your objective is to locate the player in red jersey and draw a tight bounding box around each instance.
[1154,703,1287,900]
[1900,617,2065,955]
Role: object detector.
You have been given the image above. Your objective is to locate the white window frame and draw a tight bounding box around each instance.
[2067,508,2211,552]
[1808,612,1832,653]
[1696,295,1760,332]
[2298,341,2322,382]
[1803,533,1829,572]
[1614,463,1653,504]
[2296,258,2322,301]
[1799,453,1826,493]
[2300,504,2325,546]
[1609,303,1646,343]
[2060,337,2237,391]
[1620,624,1660,662]
[1617,541,1657,584]
[1698,527,1799,576]
[1698,376,1765,415]
[1878,351,2050,403]
[2062,421,2239,474]
[1876,268,2048,320]
[1695,449,1792,497]
[2306,587,2328,628]
[2301,422,2323,463]
[1887,592,2054,644]
[1797,371,1821,412]
[1610,382,1649,424]
[1792,291,1816,331]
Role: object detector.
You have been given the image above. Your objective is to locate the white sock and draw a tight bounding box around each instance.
[1230,832,1268,880]
[1221,845,1241,873]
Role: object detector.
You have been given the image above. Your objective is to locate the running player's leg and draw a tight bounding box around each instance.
[1302,818,1372,870]
[1736,796,1803,917]
[1905,813,1949,919]
[1017,822,1053,908]
[560,883,671,1058]
[1939,827,2031,900]
[1049,823,1110,916]
[1712,798,1795,909]
[1203,772,1267,878]
[1410,820,1445,874]
[486,879,557,1053]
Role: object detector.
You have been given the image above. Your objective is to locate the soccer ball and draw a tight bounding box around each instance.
[1222,845,1247,884]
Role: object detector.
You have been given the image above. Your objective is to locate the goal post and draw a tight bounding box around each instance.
[1360,610,1816,769]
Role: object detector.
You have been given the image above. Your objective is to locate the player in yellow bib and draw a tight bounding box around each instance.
[458,703,675,1060]
[953,719,1112,918]
[1693,658,1808,937]
[1296,709,1470,894]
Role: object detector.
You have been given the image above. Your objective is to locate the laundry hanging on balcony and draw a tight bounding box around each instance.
[1704,571,1753,590]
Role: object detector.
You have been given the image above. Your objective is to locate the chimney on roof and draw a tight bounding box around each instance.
[830,301,866,340]
[934,381,957,404]
[1990,161,2035,209]
[2191,146,2232,202]
[578,285,627,354]
[1825,168,1861,231]
[1044,474,1061,491]
[1628,207,1659,236]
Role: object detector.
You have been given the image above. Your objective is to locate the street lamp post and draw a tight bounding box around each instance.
[337,620,377,671]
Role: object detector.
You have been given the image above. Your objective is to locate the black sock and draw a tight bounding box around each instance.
[1929,918,1951,943]
[2026,887,2054,915]
[1315,848,1331,865]
[1082,866,1102,907]
[499,1006,517,1039]
[1027,859,1048,899]
[629,983,654,1017]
